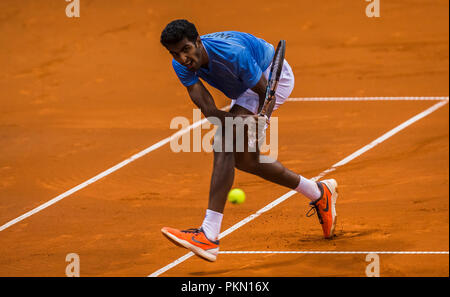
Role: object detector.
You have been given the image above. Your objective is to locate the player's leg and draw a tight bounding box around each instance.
[162,114,240,258]
[198,132,235,247]
[161,131,232,262]
[230,107,321,201]
[231,106,338,240]
[229,104,306,190]
[207,149,235,214]
[231,60,321,200]
[232,60,338,238]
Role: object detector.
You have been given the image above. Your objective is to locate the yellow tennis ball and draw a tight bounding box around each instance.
[228,188,246,204]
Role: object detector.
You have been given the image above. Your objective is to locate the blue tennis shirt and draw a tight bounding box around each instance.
[172,31,275,99]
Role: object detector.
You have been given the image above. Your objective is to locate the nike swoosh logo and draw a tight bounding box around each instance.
[322,189,329,212]
[191,236,210,245]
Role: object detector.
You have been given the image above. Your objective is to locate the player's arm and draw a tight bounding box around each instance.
[250,74,269,114]
[186,80,234,125]
[236,49,273,116]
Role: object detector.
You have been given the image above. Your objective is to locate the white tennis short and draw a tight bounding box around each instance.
[230,59,295,115]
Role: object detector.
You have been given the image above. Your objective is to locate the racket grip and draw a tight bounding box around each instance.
[259,94,275,117]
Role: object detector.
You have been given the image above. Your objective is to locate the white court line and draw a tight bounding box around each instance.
[287,96,449,101]
[148,98,449,277]
[219,251,449,255]
[1,97,447,233]
[0,107,229,232]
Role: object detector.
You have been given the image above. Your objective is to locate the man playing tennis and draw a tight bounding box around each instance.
[160,19,338,262]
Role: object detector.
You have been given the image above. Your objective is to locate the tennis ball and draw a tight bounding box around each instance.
[228,188,246,204]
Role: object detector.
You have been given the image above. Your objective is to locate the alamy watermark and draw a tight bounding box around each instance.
[365,253,380,277]
[65,253,80,277]
[65,0,80,18]
[365,0,380,18]
[169,109,279,163]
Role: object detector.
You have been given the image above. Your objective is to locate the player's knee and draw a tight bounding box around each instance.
[235,157,259,174]
[214,150,234,162]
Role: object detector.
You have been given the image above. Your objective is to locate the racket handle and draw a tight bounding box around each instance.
[258,95,276,123]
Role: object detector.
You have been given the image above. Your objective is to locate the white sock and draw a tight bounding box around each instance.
[201,209,223,241]
[295,175,321,201]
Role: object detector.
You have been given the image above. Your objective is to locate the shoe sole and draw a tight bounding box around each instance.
[321,179,338,238]
[161,228,218,262]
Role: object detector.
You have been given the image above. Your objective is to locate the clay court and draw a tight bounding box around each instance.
[0,0,448,277]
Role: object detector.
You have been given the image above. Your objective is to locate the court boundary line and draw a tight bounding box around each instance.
[3,97,446,233]
[218,251,449,255]
[0,107,228,232]
[148,98,449,277]
[0,98,447,231]
[287,96,449,101]
[0,96,449,232]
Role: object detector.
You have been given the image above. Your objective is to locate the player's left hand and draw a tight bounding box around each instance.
[239,114,269,125]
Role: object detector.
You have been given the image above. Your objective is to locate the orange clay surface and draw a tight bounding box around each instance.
[0,0,448,276]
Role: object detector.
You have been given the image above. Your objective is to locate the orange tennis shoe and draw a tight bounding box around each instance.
[307,179,338,239]
[161,227,219,262]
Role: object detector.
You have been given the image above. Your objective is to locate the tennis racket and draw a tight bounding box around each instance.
[258,40,286,120]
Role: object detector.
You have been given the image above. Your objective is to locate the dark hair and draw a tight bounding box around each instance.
[160,19,199,47]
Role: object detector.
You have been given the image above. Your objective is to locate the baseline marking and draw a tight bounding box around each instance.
[148,99,449,277]
[0,107,229,232]
[219,251,449,255]
[287,96,449,102]
[2,97,447,232]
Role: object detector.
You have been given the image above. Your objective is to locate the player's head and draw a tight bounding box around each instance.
[160,19,205,71]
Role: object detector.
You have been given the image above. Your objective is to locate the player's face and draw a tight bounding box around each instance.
[167,37,203,71]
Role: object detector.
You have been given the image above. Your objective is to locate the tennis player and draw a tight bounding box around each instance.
[160,19,338,262]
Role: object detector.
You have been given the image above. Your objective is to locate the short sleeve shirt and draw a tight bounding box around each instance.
[172,31,275,99]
